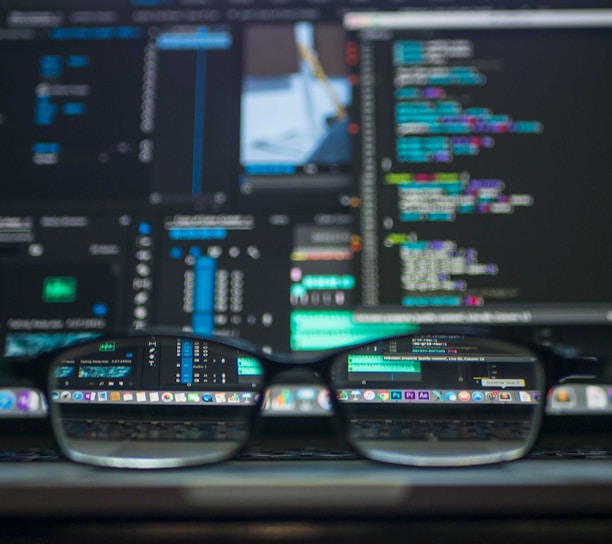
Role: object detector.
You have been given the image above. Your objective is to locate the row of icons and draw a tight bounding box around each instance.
[51,389,259,405]
[0,389,45,414]
[2,385,612,414]
[49,387,539,406]
[336,389,540,404]
[549,385,612,411]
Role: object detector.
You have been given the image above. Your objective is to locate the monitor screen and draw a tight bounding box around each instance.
[1,0,611,419]
[346,8,612,328]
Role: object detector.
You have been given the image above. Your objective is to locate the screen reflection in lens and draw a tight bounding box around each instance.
[48,336,264,469]
[330,335,544,466]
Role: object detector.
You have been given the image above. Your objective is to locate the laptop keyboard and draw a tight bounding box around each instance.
[347,419,531,441]
[57,418,531,442]
[63,419,249,441]
[2,419,611,462]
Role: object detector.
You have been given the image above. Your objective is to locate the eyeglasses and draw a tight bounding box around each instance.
[5,331,558,469]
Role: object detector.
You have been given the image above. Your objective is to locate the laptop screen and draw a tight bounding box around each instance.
[1,0,611,419]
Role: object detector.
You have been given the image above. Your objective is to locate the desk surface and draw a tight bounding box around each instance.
[1,459,612,520]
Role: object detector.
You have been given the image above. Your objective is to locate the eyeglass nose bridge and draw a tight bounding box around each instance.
[260,365,336,416]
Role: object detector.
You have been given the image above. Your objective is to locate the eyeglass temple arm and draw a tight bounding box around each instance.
[549,355,611,387]
[0,354,50,390]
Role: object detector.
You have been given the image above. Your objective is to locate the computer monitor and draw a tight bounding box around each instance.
[346,8,612,329]
[1,0,611,422]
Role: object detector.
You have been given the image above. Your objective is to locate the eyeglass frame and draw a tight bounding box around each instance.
[0,327,597,469]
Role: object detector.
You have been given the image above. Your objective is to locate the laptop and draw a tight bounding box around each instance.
[1,0,611,507]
